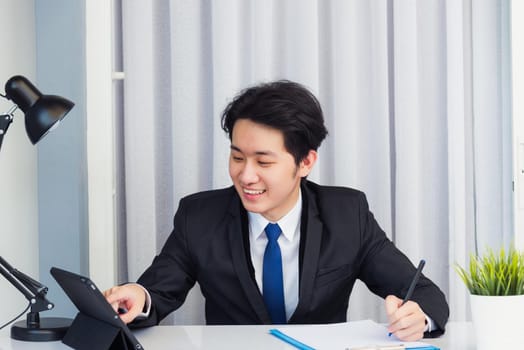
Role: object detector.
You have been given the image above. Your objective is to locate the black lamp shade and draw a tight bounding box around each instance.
[4,75,74,144]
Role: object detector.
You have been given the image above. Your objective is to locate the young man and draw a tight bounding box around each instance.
[104,80,449,341]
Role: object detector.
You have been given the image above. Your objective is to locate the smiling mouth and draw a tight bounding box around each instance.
[243,188,266,195]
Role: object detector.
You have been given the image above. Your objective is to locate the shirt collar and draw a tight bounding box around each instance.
[248,190,302,242]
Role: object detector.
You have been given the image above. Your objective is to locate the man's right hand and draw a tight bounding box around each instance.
[103,284,147,324]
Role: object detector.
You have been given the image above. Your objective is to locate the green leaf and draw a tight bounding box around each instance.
[454,245,524,296]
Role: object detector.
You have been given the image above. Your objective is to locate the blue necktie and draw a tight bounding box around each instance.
[263,223,286,324]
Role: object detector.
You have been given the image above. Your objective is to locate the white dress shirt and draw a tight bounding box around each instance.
[247,191,302,322]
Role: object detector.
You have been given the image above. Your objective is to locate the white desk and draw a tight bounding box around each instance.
[0,322,475,349]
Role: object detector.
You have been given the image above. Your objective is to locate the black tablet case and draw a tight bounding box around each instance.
[50,267,144,350]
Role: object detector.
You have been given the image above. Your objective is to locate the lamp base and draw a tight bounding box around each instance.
[11,317,72,341]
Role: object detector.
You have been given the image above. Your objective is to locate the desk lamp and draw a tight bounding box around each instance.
[0,75,74,341]
[0,75,74,150]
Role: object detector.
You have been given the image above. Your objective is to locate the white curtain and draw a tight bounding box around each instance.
[119,0,512,324]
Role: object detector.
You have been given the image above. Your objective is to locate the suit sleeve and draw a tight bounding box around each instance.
[355,192,449,337]
[130,198,197,328]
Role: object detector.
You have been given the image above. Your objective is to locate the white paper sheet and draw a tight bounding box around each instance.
[275,320,436,349]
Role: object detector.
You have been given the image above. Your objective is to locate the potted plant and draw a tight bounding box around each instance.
[455,246,524,350]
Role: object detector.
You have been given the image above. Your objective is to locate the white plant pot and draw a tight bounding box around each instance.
[470,294,524,350]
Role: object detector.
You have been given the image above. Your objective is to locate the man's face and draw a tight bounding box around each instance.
[229,119,315,222]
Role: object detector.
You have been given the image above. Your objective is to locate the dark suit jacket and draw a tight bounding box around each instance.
[134,180,449,336]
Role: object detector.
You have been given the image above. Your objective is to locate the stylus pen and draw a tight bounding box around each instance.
[402,259,425,305]
[388,259,426,337]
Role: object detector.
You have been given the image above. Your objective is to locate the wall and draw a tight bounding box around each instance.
[1,0,93,326]
[35,0,88,319]
[0,0,39,333]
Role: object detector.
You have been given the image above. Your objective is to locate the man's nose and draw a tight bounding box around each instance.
[239,161,258,184]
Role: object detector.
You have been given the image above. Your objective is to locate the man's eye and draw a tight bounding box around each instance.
[232,156,244,162]
[258,161,272,166]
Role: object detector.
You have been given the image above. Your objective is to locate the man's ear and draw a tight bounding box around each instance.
[298,150,318,178]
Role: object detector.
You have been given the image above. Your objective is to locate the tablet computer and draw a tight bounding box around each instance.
[50,266,144,350]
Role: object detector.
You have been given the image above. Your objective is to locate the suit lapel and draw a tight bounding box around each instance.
[227,197,272,324]
[289,185,322,322]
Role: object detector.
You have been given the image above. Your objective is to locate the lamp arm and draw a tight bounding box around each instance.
[12,269,49,295]
[0,256,35,300]
[0,256,54,314]
[0,113,13,151]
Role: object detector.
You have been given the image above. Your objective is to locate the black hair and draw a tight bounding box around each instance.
[221,80,328,165]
